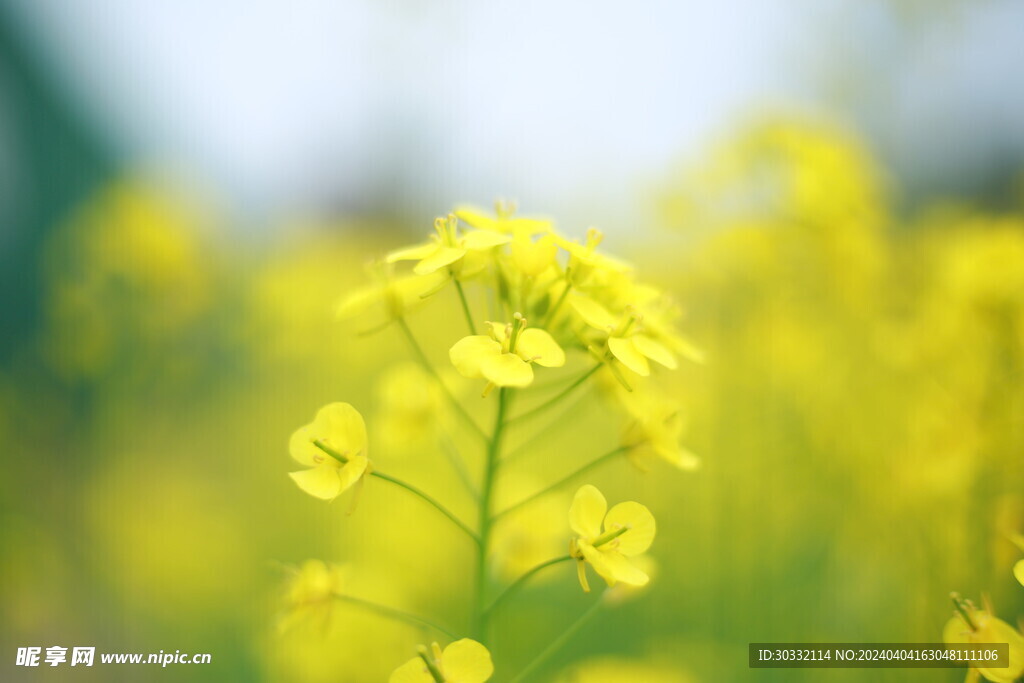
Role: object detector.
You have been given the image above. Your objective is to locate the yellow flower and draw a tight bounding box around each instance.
[944,596,1024,683]
[337,266,448,330]
[619,391,699,471]
[552,227,630,287]
[570,295,679,377]
[278,559,346,632]
[1015,559,1024,587]
[568,485,656,592]
[454,200,551,235]
[288,403,371,503]
[449,314,565,391]
[387,214,511,277]
[390,639,493,683]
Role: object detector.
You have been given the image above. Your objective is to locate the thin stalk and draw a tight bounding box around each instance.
[494,446,626,520]
[471,387,510,637]
[369,471,480,545]
[508,595,605,683]
[334,594,458,639]
[454,278,477,335]
[543,280,572,327]
[483,555,572,620]
[508,364,601,426]
[439,434,478,499]
[397,317,487,443]
[502,388,592,463]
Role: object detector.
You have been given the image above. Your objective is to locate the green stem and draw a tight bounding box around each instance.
[471,387,510,637]
[454,278,477,335]
[543,280,572,327]
[483,555,572,620]
[439,434,478,499]
[334,594,458,639]
[508,594,606,683]
[494,446,626,520]
[369,471,480,545]
[397,317,487,443]
[508,364,601,426]
[502,388,592,462]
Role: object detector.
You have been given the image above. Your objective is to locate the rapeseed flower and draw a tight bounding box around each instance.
[568,485,656,592]
[278,559,346,633]
[944,595,1024,683]
[289,403,371,503]
[449,313,565,391]
[387,214,510,278]
[390,639,493,683]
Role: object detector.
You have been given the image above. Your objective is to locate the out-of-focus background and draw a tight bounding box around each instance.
[2,1,1023,681]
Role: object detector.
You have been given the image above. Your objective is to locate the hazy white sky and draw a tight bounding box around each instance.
[6,0,1024,228]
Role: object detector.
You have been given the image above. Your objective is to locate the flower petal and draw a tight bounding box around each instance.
[1015,559,1024,587]
[289,425,326,466]
[579,543,618,586]
[442,639,494,683]
[592,548,650,586]
[480,352,534,387]
[569,296,617,330]
[289,464,342,500]
[313,403,367,456]
[608,337,650,376]
[461,230,512,251]
[515,328,566,367]
[569,485,606,539]
[631,334,678,369]
[604,501,656,556]
[337,454,369,493]
[388,657,434,683]
[450,336,502,379]
[413,246,466,274]
[453,206,499,231]
[386,242,437,263]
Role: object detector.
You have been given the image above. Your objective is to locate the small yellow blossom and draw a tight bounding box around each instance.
[568,485,656,592]
[337,266,448,330]
[288,403,371,503]
[390,639,493,683]
[454,200,552,235]
[387,214,510,277]
[570,295,678,376]
[944,595,1024,683]
[620,391,699,471]
[449,314,565,391]
[278,559,346,633]
[552,227,631,288]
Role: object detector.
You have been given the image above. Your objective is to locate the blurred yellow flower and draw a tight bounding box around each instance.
[390,639,493,683]
[388,214,511,277]
[454,201,551,236]
[619,391,699,472]
[337,266,448,330]
[944,597,1024,683]
[552,227,630,288]
[570,296,678,377]
[1015,560,1024,587]
[278,559,346,633]
[449,314,565,391]
[289,403,371,503]
[568,485,656,592]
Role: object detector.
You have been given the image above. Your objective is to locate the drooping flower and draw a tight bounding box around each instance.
[619,390,700,472]
[288,403,371,504]
[277,559,346,633]
[944,594,1024,683]
[387,214,511,277]
[390,639,493,683]
[449,313,565,392]
[568,485,656,592]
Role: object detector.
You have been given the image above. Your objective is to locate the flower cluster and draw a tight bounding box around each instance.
[281,204,700,680]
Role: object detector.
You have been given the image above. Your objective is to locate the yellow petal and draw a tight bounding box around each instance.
[313,403,367,456]
[1015,559,1024,587]
[480,352,534,387]
[289,425,325,466]
[505,217,552,235]
[386,242,437,263]
[579,543,618,586]
[442,639,494,683]
[570,485,607,539]
[593,549,650,586]
[609,337,650,376]
[512,233,557,276]
[631,334,678,369]
[461,230,512,251]
[515,328,566,367]
[569,296,617,330]
[388,657,434,683]
[414,246,466,274]
[337,454,369,493]
[450,336,502,379]
[454,206,499,231]
[289,464,342,500]
[604,501,656,556]
[484,321,508,343]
